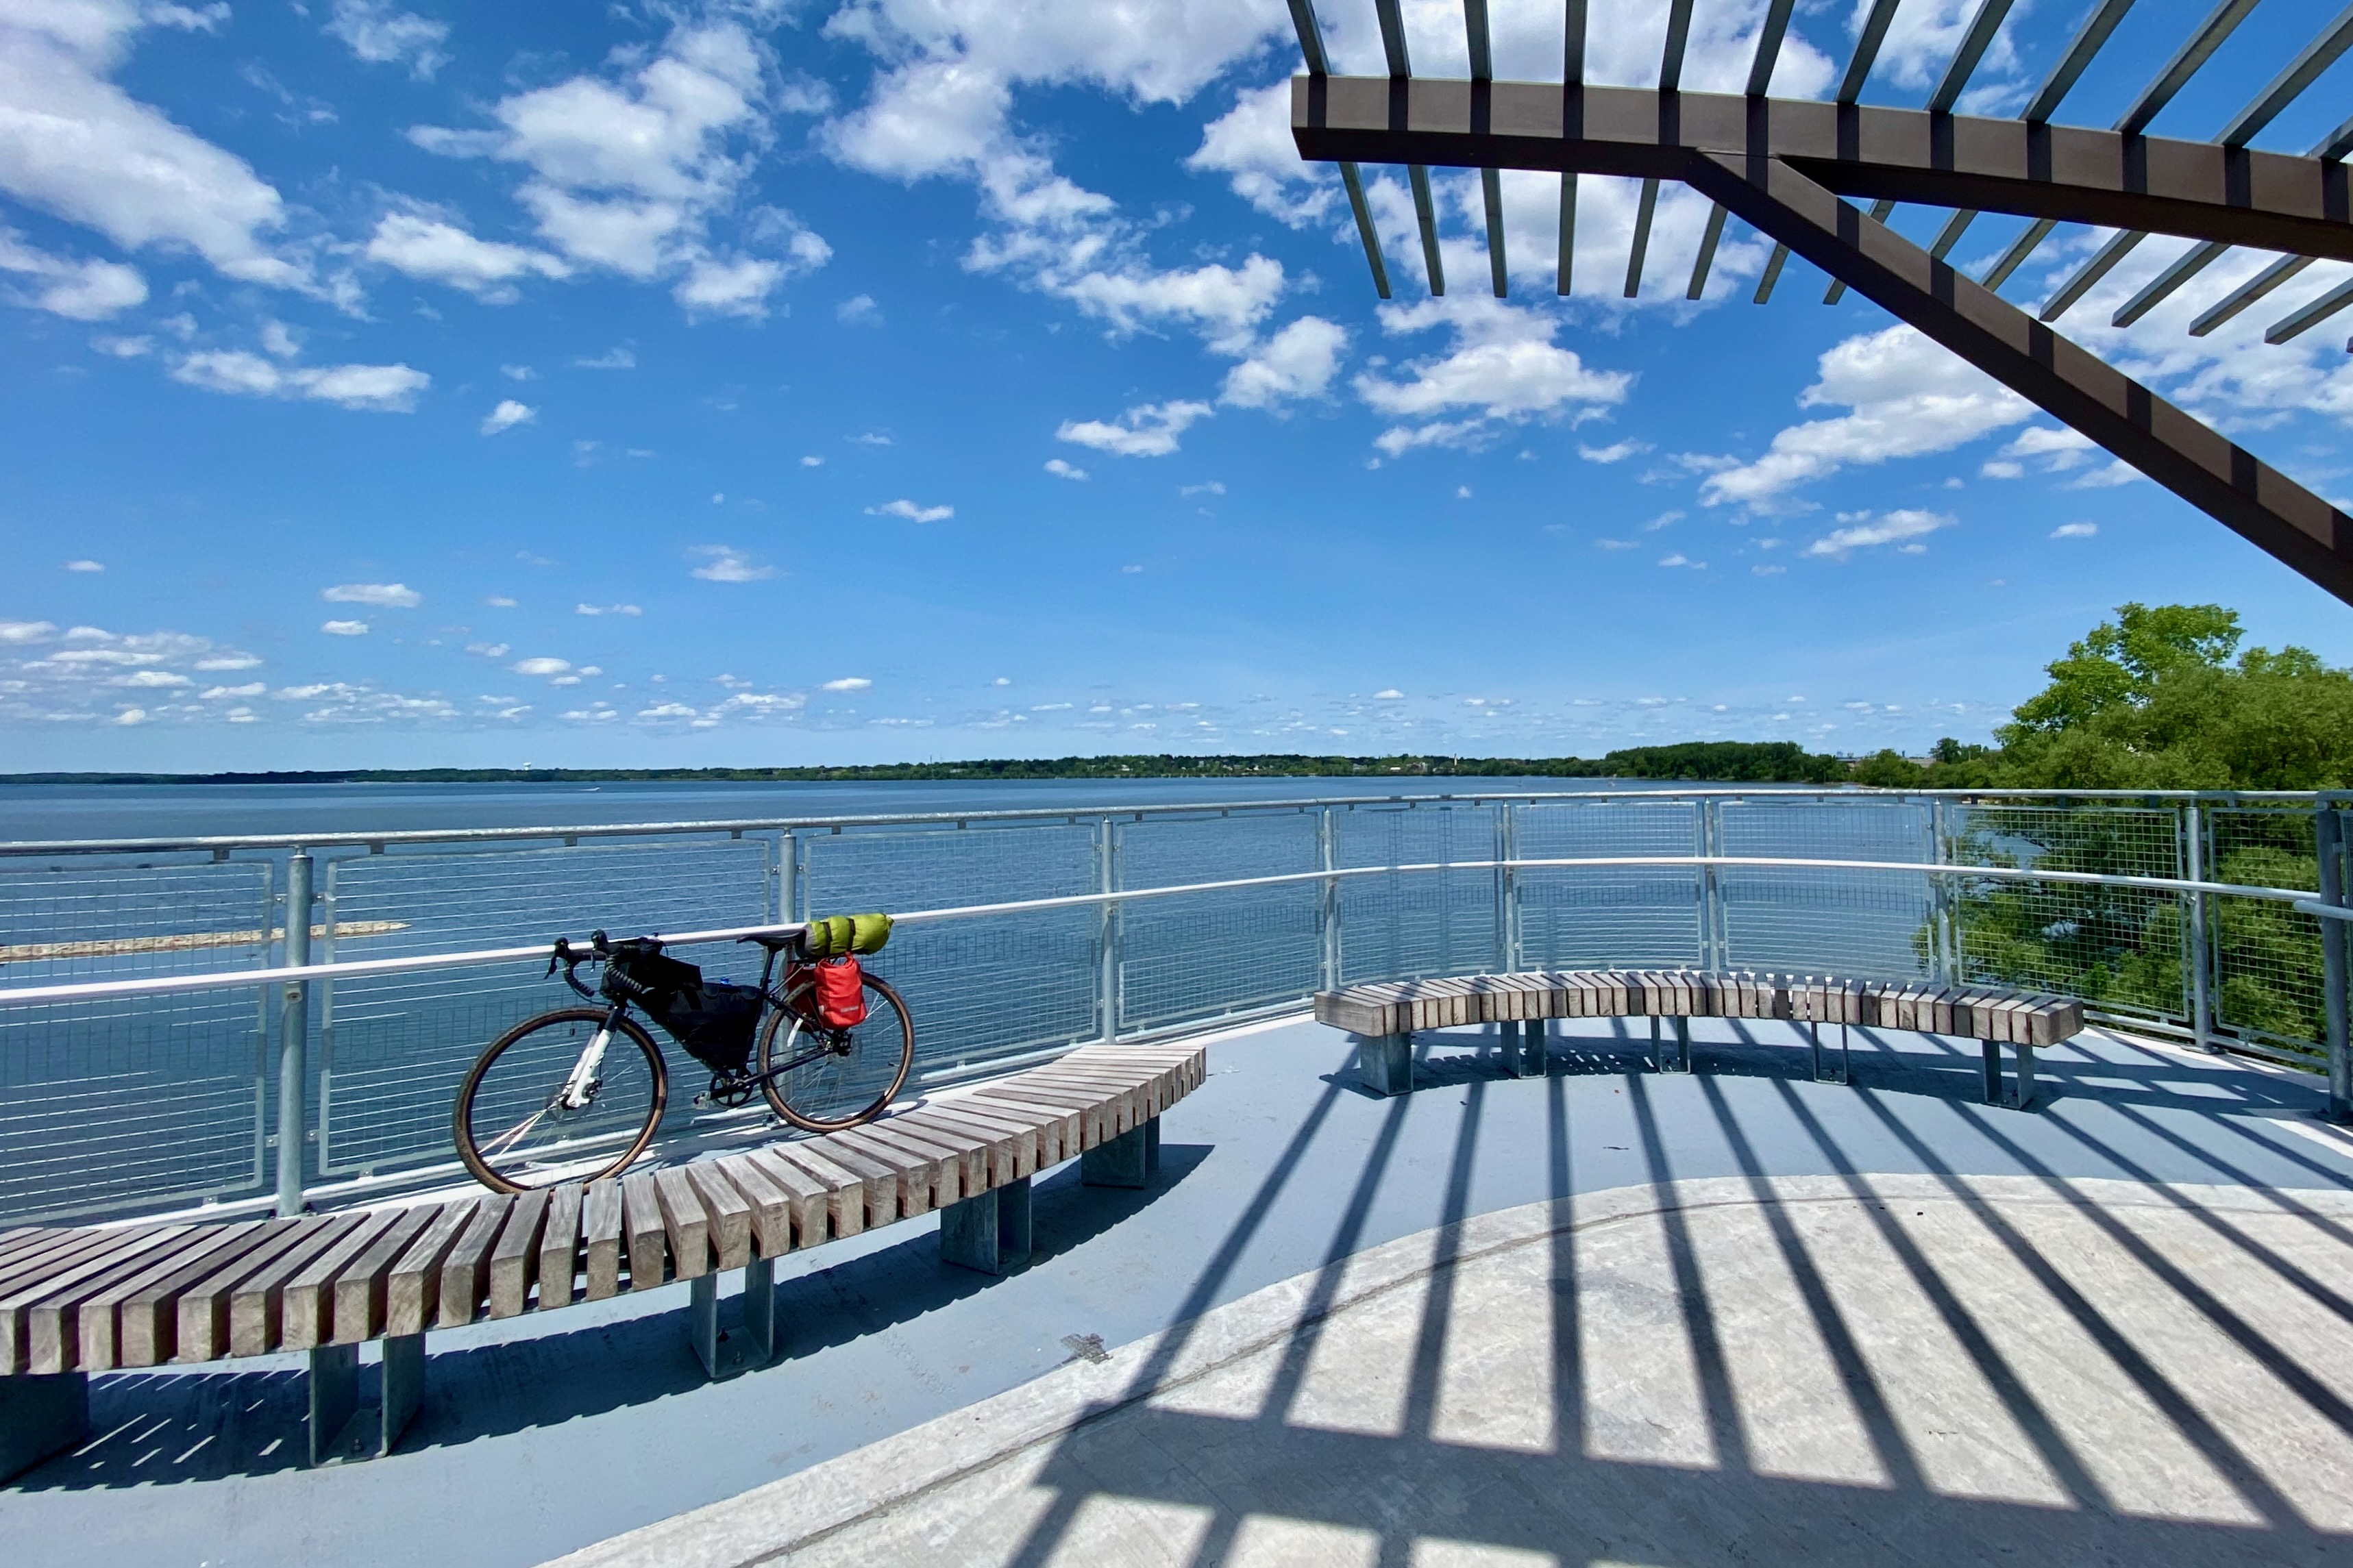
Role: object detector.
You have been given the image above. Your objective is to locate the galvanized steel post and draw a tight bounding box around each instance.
[1929,800,1955,983]
[2184,804,2215,1052]
[1698,799,1725,970]
[1318,806,1340,991]
[1096,817,1120,1044]
[1496,804,1520,973]
[2317,804,2350,1122]
[275,851,314,1215]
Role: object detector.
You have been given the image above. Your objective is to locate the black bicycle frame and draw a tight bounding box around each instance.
[552,935,841,1087]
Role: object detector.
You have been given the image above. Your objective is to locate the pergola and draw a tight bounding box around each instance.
[1286,1,2353,604]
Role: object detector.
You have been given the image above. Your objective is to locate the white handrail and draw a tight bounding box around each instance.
[0,852,2311,1008]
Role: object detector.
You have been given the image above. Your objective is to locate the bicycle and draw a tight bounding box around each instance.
[451,927,914,1194]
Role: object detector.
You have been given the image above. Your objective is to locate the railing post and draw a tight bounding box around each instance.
[2184,804,2215,1052]
[1096,817,1120,1045]
[276,851,315,1216]
[1318,806,1340,991]
[1929,800,1954,983]
[1496,803,1519,973]
[1698,799,1725,970]
[2318,804,2350,1123]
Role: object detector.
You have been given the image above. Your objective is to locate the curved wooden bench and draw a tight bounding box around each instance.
[0,1043,1205,1481]
[1315,969,2080,1106]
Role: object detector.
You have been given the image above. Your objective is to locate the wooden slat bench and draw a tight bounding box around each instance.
[0,1043,1205,1483]
[1315,969,2080,1106]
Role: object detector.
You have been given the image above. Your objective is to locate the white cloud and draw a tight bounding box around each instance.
[365,211,569,301]
[1578,439,1649,464]
[501,364,535,381]
[1043,458,1087,480]
[0,4,306,290]
[323,583,421,608]
[480,399,536,435]
[1374,688,1403,699]
[1220,316,1346,409]
[574,347,635,370]
[63,558,103,572]
[511,656,571,677]
[201,681,264,699]
[865,498,954,523]
[172,350,430,411]
[1188,79,1333,225]
[848,431,891,446]
[1804,508,1954,559]
[465,640,508,658]
[112,706,146,725]
[90,333,148,356]
[688,544,773,582]
[0,228,144,319]
[822,677,872,692]
[325,1,449,80]
[408,23,825,316]
[1699,326,2034,509]
[484,595,517,608]
[1057,399,1212,458]
[2050,521,2099,538]
[1179,480,1224,496]
[800,454,824,467]
[1359,296,1629,454]
[575,603,642,617]
[321,619,369,636]
[837,293,880,324]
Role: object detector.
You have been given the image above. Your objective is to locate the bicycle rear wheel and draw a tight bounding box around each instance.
[454,1007,667,1193]
[757,973,914,1132]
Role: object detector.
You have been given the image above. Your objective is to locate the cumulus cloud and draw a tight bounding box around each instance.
[1698,326,2033,509]
[865,499,954,522]
[511,656,571,677]
[480,399,535,435]
[64,558,103,572]
[408,22,826,319]
[0,3,308,290]
[1221,316,1346,409]
[1579,438,1649,464]
[320,619,369,636]
[1359,295,1630,454]
[2050,521,2099,538]
[323,583,420,608]
[0,228,145,319]
[574,346,635,370]
[1044,458,1087,480]
[365,211,569,301]
[325,1,450,79]
[171,349,430,411]
[688,544,773,582]
[822,677,872,692]
[1804,508,1954,558]
[1057,399,1212,458]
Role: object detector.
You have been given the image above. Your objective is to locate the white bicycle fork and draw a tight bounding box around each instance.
[559,1022,615,1109]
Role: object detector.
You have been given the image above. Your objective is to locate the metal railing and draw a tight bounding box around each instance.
[1,787,2346,1223]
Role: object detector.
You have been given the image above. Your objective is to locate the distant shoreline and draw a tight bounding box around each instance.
[0,743,1856,786]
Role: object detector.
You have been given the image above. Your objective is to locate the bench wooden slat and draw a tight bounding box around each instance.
[837,1124,961,1209]
[230,1212,372,1357]
[536,1182,584,1312]
[3,1225,192,1375]
[621,1171,669,1291]
[898,1106,1022,1185]
[821,1132,930,1219]
[582,1178,625,1301]
[651,1167,713,1281]
[928,1097,1056,1171]
[177,1218,338,1363]
[436,1195,514,1328]
[327,1205,441,1345]
[754,1145,867,1239]
[683,1164,754,1271]
[281,1208,406,1351]
[487,1191,552,1320]
[968,1087,1094,1153]
[711,1154,800,1257]
[386,1200,480,1338]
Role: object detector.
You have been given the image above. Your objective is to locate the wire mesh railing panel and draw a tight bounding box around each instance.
[2208,806,2326,1064]
[1721,797,1932,862]
[804,819,1097,912]
[1516,800,1700,969]
[1117,808,1320,890]
[886,911,1102,1080]
[0,995,265,1221]
[0,860,275,1219]
[316,840,774,1177]
[1117,811,1323,1032]
[1721,869,1934,978]
[1943,803,2189,1022]
[1335,804,1500,984]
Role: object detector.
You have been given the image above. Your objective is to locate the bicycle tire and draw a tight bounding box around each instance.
[757,973,914,1132]
[454,1007,668,1193]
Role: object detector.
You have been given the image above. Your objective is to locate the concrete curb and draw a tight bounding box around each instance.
[543,1172,2353,1567]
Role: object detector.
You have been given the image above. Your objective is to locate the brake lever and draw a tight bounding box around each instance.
[546,936,572,979]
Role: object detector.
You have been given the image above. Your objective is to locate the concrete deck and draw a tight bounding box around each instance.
[6,1016,2353,1567]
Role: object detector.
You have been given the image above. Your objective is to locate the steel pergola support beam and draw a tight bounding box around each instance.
[2189,252,2313,335]
[1291,79,2353,262]
[1681,150,2353,605]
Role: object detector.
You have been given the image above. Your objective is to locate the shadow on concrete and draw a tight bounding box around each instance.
[12,1146,1212,1492]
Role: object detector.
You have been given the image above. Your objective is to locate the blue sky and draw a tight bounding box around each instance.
[3,0,2352,771]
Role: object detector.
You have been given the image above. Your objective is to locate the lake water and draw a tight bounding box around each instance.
[0,775,1790,844]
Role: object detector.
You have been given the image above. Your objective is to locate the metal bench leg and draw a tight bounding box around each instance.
[741,1258,775,1361]
[1526,1017,1548,1075]
[1081,1119,1157,1189]
[0,1371,87,1484]
[941,1173,1037,1275]
[1982,1039,2004,1105]
[690,1261,777,1377]
[1500,1019,1530,1078]
[1357,1031,1413,1096]
[380,1333,425,1456]
[308,1343,362,1466]
[1674,1017,1692,1073]
[2012,1042,2036,1110]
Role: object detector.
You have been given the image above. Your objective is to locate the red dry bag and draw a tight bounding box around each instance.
[813,954,868,1028]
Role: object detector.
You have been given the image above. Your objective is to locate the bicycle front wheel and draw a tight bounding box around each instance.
[757,973,914,1132]
[453,1008,667,1193]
